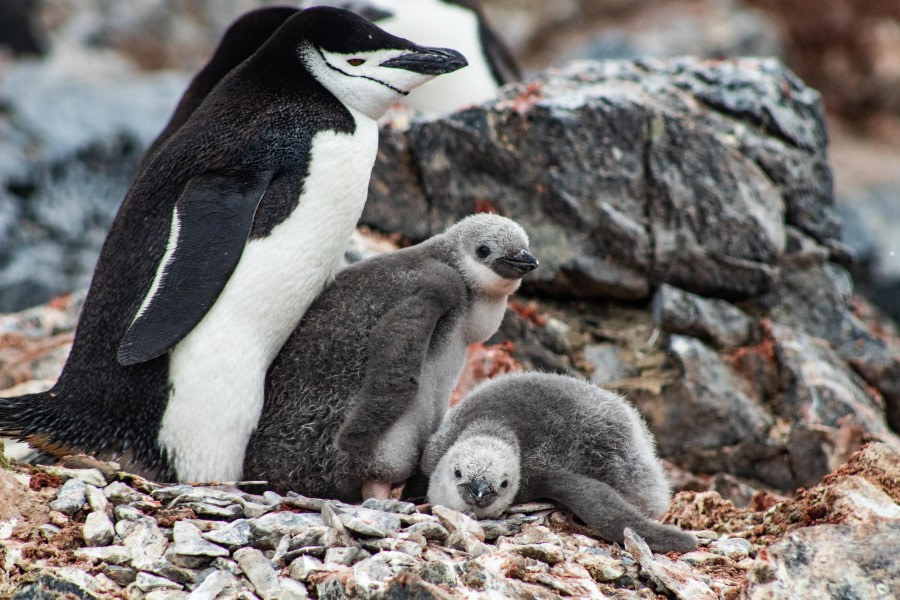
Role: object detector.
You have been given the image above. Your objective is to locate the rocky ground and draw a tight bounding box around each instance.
[1,441,898,600]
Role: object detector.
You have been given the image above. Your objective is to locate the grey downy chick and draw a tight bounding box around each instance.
[423,372,698,553]
[244,213,538,501]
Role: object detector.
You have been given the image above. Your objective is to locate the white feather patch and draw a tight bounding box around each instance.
[132,206,181,324]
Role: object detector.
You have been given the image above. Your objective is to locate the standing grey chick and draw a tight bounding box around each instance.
[423,372,698,553]
[244,214,537,501]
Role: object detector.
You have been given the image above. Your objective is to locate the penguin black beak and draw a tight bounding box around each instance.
[380,46,468,75]
[492,250,539,279]
[459,479,498,508]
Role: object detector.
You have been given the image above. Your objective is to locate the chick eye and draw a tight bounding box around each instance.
[476,245,490,259]
[347,58,366,66]
[500,480,509,489]
[454,468,462,479]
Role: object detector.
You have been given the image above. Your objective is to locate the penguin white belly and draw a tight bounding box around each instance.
[160,113,378,483]
[371,332,467,479]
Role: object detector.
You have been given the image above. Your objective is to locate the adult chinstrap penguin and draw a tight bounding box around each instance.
[244,213,538,501]
[0,7,466,483]
[423,372,698,553]
[311,0,521,113]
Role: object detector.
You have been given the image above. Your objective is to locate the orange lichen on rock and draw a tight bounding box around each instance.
[662,491,759,536]
[449,341,521,407]
[509,300,549,328]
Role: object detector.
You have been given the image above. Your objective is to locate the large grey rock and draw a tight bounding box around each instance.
[767,262,900,432]
[363,58,831,301]
[652,284,756,348]
[637,336,773,457]
[747,521,900,600]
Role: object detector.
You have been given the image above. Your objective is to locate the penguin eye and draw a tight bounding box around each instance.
[347,58,366,67]
[475,245,490,259]
[501,480,509,489]
[454,468,462,479]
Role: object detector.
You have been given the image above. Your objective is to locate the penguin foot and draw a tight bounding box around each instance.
[361,480,392,500]
[390,482,406,500]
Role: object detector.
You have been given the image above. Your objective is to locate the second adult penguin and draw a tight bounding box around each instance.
[244,214,538,501]
[312,0,521,113]
[423,372,698,553]
[0,7,466,483]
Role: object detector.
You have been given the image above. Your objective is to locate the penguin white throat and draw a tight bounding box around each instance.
[159,109,379,484]
[429,434,521,519]
[302,45,443,120]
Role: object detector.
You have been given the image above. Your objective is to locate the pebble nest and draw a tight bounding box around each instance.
[0,459,763,600]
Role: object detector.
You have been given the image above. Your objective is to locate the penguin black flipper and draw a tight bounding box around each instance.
[335,261,466,454]
[117,169,274,366]
[524,470,698,553]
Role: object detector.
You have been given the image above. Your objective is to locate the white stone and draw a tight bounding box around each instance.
[83,510,116,546]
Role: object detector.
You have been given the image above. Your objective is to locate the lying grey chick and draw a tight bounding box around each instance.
[423,372,697,553]
[244,214,537,501]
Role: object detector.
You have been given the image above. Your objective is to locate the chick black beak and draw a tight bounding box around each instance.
[492,250,539,279]
[459,479,497,508]
[380,46,468,75]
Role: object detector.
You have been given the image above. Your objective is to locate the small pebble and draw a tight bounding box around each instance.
[574,550,626,581]
[233,547,281,600]
[324,546,369,566]
[83,510,115,546]
[681,551,729,567]
[50,478,87,515]
[134,572,183,592]
[290,555,324,582]
[262,491,283,506]
[104,481,147,503]
[361,498,416,514]
[709,537,753,560]
[186,569,233,600]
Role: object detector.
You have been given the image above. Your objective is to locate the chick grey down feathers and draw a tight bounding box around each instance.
[243,214,537,500]
[423,372,697,553]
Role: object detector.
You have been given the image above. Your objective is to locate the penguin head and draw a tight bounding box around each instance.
[428,434,521,519]
[445,213,538,297]
[296,6,468,119]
